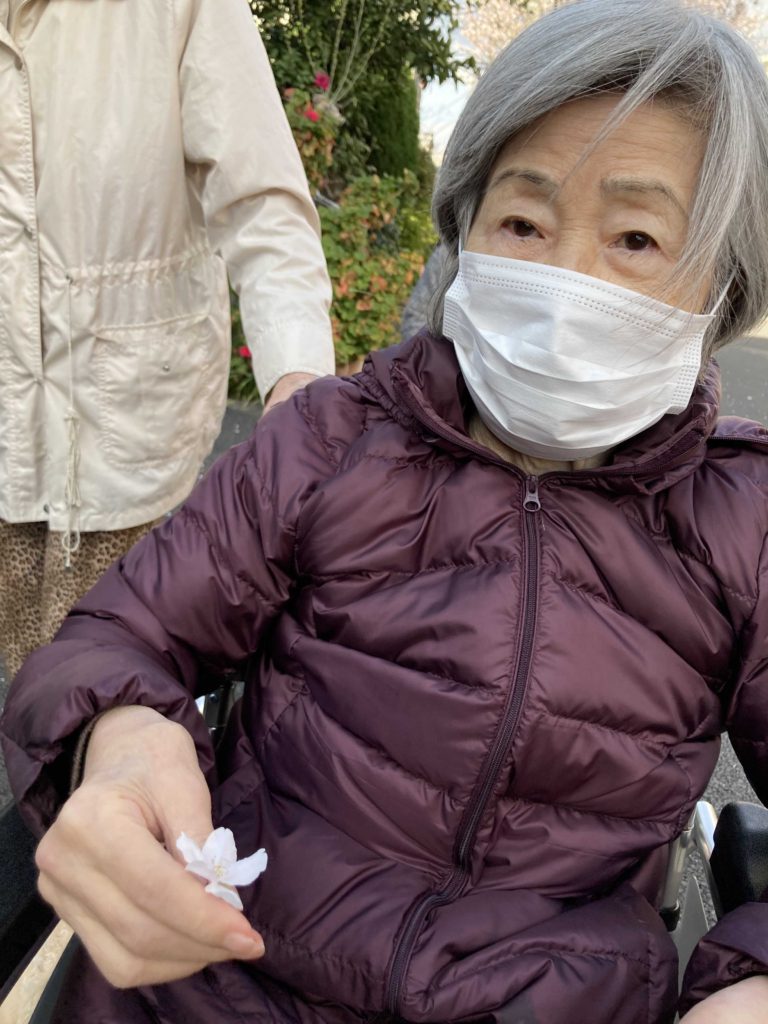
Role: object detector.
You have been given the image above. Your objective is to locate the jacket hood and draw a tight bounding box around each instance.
[365,331,723,496]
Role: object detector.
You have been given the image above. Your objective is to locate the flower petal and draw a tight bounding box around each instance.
[226,848,268,887]
[176,832,205,865]
[205,880,243,910]
[184,859,218,884]
[202,827,237,868]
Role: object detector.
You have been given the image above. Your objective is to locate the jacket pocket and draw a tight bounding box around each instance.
[94,311,221,467]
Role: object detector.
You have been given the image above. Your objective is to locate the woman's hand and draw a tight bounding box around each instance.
[263,371,318,412]
[683,976,768,1022]
[35,706,265,988]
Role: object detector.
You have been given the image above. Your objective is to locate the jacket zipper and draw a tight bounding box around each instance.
[385,375,705,1014]
[384,471,542,1015]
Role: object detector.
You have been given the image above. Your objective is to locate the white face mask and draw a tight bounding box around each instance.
[443,250,721,462]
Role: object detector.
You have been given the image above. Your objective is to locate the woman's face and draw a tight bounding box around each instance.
[466,94,709,311]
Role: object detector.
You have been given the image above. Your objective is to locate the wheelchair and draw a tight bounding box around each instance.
[1,686,766,1023]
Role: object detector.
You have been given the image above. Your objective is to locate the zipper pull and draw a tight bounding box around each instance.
[523,477,541,513]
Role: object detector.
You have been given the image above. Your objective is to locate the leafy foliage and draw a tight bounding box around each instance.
[251,0,473,98]
[228,0,453,399]
[282,84,339,191]
[319,173,434,367]
[361,68,421,178]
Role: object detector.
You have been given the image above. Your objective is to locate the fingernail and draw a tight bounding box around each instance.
[226,932,265,958]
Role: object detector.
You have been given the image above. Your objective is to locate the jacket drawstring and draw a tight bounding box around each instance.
[61,274,81,568]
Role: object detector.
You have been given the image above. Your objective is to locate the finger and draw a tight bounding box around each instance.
[39,859,263,970]
[41,809,264,958]
[47,884,209,989]
[108,815,263,949]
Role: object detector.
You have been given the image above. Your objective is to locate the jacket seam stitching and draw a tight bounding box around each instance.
[65,246,210,283]
[300,690,459,797]
[619,507,713,569]
[245,447,294,536]
[305,557,519,581]
[300,634,501,694]
[536,711,670,749]
[350,451,456,470]
[178,505,281,611]
[255,685,306,759]
[548,571,733,686]
[425,942,656,990]
[549,571,621,613]
[513,796,675,828]
[669,750,694,832]
[202,969,251,1024]
[360,365,414,430]
[620,508,758,608]
[297,389,341,469]
[252,920,382,980]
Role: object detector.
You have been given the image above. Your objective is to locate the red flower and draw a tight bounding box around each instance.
[314,71,331,91]
[238,345,252,359]
[303,106,320,123]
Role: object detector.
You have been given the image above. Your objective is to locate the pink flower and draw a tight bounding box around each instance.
[303,106,320,123]
[238,345,252,359]
[314,71,331,92]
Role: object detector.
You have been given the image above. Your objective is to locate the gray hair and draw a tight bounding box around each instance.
[429,0,768,357]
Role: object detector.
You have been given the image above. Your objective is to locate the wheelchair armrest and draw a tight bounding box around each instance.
[710,801,768,916]
[0,801,54,999]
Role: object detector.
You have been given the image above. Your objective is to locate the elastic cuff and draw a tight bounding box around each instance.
[249,322,335,400]
[69,712,109,793]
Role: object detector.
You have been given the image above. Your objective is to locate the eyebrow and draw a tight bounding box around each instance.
[600,177,688,219]
[486,167,558,197]
[486,167,688,219]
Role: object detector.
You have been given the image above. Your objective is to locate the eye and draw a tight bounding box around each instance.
[505,218,540,239]
[621,231,657,252]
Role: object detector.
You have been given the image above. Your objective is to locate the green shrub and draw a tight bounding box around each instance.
[320,172,435,368]
[361,69,421,179]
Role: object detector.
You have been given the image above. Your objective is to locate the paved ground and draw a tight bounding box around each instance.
[0,346,764,894]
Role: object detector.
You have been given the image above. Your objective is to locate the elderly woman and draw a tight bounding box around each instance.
[3,0,768,1021]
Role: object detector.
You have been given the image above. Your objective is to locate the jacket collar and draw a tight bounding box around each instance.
[365,331,721,495]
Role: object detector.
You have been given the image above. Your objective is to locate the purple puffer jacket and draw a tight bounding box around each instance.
[4,333,768,1024]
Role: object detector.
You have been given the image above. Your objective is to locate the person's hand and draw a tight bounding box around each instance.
[683,976,768,1022]
[263,371,319,412]
[35,706,265,988]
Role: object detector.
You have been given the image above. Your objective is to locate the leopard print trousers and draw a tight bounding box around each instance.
[0,519,156,681]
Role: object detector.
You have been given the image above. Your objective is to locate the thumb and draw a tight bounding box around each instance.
[144,754,216,864]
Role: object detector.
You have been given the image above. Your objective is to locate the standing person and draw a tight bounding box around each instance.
[0,0,334,680]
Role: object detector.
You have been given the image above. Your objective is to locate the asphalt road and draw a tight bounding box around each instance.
[0,344,764,861]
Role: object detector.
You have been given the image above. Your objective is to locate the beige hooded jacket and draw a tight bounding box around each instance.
[0,0,334,541]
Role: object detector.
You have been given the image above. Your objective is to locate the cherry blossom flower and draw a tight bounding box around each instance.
[176,828,267,910]
[314,71,331,91]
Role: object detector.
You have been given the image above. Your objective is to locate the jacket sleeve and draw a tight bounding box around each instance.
[177,0,334,398]
[679,537,768,1016]
[0,391,338,837]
